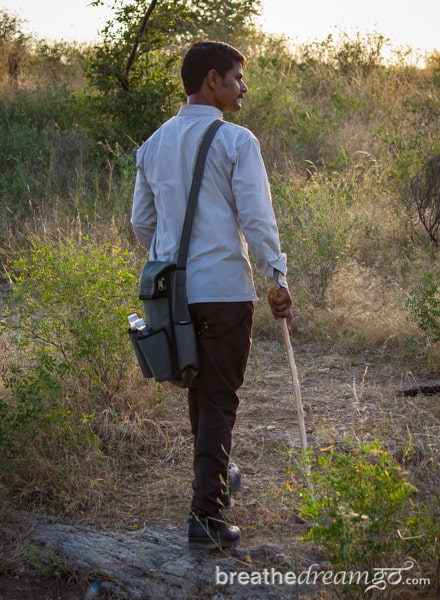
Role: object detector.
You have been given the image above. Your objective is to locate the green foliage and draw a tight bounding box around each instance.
[332,31,387,76]
[0,11,86,95]
[241,32,395,171]
[377,69,440,198]
[406,273,440,342]
[273,170,357,306]
[28,40,89,90]
[84,1,184,147]
[78,69,181,150]
[0,89,90,229]
[0,235,140,474]
[0,356,94,472]
[84,0,262,148]
[186,0,263,42]
[2,236,139,399]
[0,88,135,239]
[238,38,341,168]
[237,43,297,162]
[0,8,29,87]
[296,442,416,576]
[0,8,25,42]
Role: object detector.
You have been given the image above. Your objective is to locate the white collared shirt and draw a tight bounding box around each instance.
[131,104,287,303]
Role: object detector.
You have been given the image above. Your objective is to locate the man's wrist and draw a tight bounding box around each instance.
[266,270,288,289]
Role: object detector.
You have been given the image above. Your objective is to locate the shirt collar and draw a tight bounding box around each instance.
[177,104,223,119]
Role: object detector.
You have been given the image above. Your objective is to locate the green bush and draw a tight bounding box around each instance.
[296,441,416,576]
[273,170,357,306]
[0,89,92,231]
[2,235,139,397]
[0,356,96,472]
[406,273,440,343]
[0,235,141,476]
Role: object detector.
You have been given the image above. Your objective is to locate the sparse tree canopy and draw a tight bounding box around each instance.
[0,8,26,43]
[89,0,262,92]
[0,9,29,88]
[84,0,262,146]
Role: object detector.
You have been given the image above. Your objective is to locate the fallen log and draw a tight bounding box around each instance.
[1,511,319,599]
[402,380,440,396]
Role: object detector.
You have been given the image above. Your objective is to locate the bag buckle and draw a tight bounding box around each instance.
[157,277,167,292]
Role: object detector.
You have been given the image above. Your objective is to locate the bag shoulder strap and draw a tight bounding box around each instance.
[177,119,224,268]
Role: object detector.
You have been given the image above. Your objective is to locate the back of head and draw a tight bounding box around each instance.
[181,41,247,96]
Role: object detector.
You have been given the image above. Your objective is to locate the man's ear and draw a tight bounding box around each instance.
[206,68,219,89]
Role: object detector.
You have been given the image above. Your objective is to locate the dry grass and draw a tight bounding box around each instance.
[312,262,414,352]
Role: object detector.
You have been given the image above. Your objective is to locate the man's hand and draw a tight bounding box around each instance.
[268,286,293,330]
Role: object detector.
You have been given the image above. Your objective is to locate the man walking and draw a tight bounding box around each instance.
[131,41,292,550]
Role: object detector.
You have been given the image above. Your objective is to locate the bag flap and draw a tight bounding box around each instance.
[139,260,176,299]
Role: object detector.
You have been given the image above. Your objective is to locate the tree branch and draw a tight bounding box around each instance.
[121,0,159,91]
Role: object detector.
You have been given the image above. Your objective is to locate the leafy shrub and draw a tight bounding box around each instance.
[274,169,357,306]
[0,356,96,472]
[0,89,92,233]
[0,235,141,480]
[2,235,139,398]
[296,441,416,576]
[406,273,440,343]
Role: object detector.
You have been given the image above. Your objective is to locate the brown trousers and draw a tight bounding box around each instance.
[188,301,254,516]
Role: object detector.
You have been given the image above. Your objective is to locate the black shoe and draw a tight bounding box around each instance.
[188,512,241,550]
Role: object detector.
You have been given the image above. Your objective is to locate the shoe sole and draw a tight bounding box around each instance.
[188,538,240,550]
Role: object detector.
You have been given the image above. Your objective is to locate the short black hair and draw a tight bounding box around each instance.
[181,40,247,96]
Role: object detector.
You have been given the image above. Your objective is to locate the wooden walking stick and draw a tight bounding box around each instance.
[280,317,314,494]
[280,318,308,454]
[271,287,308,452]
[271,287,312,490]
